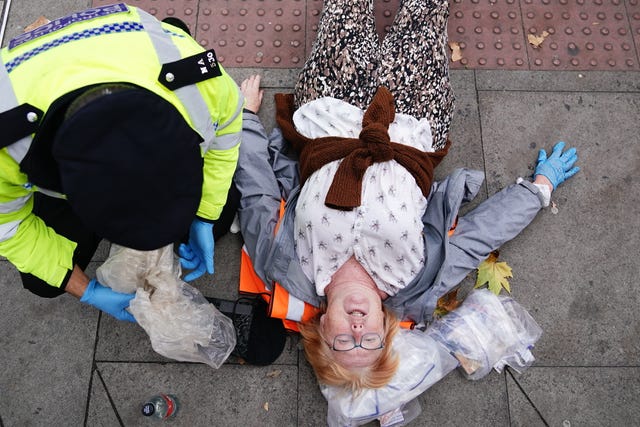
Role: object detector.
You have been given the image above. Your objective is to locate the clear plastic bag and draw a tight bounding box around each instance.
[321,289,542,425]
[427,288,542,379]
[322,330,459,427]
[96,244,236,369]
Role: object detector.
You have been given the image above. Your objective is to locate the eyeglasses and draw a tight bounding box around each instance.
[328,333,384,352]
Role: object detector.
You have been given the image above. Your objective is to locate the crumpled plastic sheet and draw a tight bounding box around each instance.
[322,289,542,426]
[97,244,236,369]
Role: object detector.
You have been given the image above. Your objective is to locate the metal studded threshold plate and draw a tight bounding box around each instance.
[92,0,640,70]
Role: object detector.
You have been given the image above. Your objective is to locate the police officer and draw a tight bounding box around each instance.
[0,4,243,321]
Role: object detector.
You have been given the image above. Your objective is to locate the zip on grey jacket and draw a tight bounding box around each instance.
[237,111,548,325]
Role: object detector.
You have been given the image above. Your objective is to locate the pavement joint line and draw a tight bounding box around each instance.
[95,368,126,427]
[506,367,551,427]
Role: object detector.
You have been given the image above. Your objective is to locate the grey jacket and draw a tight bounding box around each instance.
[237,112,546,324]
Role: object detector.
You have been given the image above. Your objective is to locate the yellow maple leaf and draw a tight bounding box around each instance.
[475,251,513,295]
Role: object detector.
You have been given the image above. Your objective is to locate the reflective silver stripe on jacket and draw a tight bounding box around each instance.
[0,56,32,163]
[0,219,20,242]
[0,195,29,242]
[138,9,242,152]
[213,132,242,151]
[34,186,66,199]
[286,296,305,321]
[217,92,244,134]
[0,195,30,213]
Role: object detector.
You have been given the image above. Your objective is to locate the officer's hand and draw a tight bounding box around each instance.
[534,141,580,190]
[179,218,214,282]
[80,278,136,322]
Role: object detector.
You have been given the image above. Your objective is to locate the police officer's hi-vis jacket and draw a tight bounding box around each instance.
[0,4,244,288]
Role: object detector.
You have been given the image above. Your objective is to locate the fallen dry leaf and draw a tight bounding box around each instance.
[434,289,462,317]
[449,41,463,62]
[266,369,282,378]
[527,31,549,49]
[263,402,269,411]
[475,250,513,295]
[24,16,50,32]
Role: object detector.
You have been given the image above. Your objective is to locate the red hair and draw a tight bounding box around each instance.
[298,306,400,392]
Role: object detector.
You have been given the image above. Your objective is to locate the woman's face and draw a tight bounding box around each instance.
[321,283,385,368]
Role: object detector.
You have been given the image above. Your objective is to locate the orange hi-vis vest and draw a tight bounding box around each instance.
[238,202,459,332]
[239,201,319,332]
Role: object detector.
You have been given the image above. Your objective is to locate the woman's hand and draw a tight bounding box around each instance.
[241,74,264,114]
[534,141,580,191]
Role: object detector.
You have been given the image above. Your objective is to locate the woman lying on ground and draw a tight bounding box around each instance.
[235,0,579,391]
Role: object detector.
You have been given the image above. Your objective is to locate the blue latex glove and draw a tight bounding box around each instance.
[534,141,580,189]
[179,218,214,282]
[80,278,136,322]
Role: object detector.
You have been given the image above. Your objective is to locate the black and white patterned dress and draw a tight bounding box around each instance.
[292,0,454,295]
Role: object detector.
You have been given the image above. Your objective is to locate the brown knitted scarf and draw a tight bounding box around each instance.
[275,86,451,210]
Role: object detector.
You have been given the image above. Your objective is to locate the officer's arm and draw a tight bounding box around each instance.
[65,265,90,297]
[197,81,243,221]
[0,157,77,287]
[198,144,239,220]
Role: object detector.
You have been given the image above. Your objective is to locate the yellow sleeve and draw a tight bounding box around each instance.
[196,74,243,220]
[197,143,240,220]
[0,214,76,287]
[0,152,76,287]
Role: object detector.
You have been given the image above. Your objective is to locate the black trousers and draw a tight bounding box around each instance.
[20,184,240,298]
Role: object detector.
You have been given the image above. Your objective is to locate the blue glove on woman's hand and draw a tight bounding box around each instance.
[80,278,136,322]
[534,141,580,189]
[179,218,214,282]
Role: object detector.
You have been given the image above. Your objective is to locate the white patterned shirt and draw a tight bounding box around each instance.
[293,97,434,296]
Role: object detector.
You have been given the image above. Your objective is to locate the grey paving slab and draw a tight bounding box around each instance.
[507,367,640,426]
[478,84,640,366]
[439,70,488,215]
[227,68,300,90]
[476,70,640,92]
[94,362,299,426]
[297,355,329,427]
[440,70,486,178]
[186,231,244,300]
[0,264,97,426]
[416,370,510,426]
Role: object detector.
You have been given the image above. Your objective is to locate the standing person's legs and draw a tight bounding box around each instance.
[379,0,454,150]
[20,194,102,298]
[294,0,380,109]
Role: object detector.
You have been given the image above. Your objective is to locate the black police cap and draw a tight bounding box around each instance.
[53,85,203,250]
